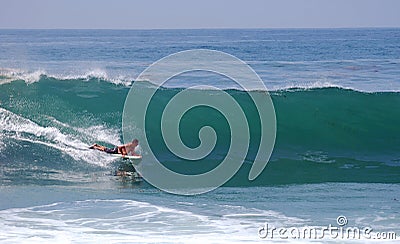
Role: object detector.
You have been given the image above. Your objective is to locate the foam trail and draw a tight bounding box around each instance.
[47,116,121,147]
[0,108,118,167]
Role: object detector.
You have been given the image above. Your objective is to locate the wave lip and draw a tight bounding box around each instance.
[0,68,46,84]
[2,66,400,93]
[0,68,134,86]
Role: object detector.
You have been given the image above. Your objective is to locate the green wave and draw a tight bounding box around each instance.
[1,77,399,185]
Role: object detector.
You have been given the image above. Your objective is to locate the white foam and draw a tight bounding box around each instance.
[270,80,350,92]
[0,108,119,167]
[0,68,46,84]
[47,117,121,147]
[4,198,393,243]
[0,67,133,86]
[0,199,267,243]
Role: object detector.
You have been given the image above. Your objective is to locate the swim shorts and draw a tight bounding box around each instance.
[104,146,118,154]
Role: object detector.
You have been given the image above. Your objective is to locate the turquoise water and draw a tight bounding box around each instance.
[1,29,399,242]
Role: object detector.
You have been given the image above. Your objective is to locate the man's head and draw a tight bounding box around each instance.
[131,139,139,146]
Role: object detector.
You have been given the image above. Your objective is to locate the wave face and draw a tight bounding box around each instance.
[1,76,399,186]
[0,77,126,185]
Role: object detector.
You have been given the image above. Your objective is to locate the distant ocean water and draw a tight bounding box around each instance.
[0,29,399,242]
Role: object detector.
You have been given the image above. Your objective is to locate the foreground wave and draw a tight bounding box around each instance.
[1,77,399,186]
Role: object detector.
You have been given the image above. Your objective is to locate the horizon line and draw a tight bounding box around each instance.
[0,26,399,31]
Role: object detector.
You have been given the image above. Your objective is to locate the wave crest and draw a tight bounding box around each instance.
[0,68,133,86]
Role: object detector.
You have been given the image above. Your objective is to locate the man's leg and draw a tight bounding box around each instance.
[89,143,107,151]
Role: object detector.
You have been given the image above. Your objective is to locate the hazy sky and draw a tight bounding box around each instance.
[1,0,399,29]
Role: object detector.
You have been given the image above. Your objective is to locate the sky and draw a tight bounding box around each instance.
[0,0,399,29]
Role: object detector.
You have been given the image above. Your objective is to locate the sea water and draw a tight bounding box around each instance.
[0,29,399,242]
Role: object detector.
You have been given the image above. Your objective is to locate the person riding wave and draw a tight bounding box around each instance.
[89,139,140,156]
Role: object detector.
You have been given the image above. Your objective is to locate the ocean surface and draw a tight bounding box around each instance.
[0,29,399,242]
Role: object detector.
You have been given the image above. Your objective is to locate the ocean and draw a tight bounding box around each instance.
[0,28,399,242]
